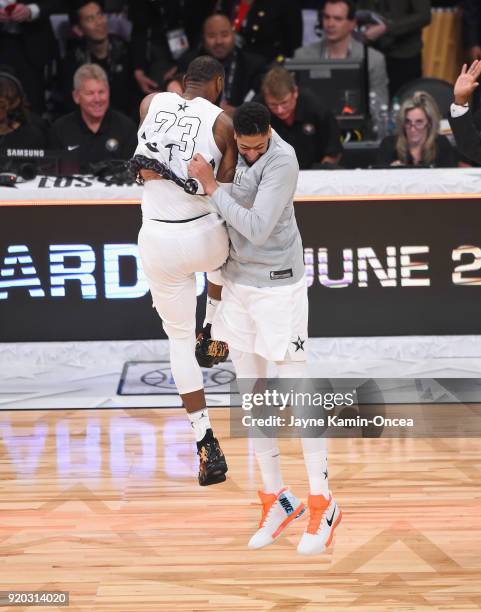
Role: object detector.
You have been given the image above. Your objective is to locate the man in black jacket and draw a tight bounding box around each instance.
[215,0,302,62]
[0,0,61,112]
[64,0,134,116]
[257,65,342,169]
[178,13,266,116]
[449,60,481,164]
[356,0,431,97]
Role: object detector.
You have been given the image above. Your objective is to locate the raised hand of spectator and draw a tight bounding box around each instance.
[363,23,387,42]
[454,61,481,105]
[9,3,32,22]
[134,69,159,95]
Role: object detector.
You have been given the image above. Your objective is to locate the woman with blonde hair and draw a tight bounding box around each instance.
[378,91,458,167]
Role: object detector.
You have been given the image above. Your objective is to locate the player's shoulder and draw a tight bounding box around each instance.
[267,130,299,170]
[214,110,234,131]
[140,91,177,111]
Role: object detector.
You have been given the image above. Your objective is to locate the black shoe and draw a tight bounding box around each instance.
[197,429,228,486]
[195,329,229,368]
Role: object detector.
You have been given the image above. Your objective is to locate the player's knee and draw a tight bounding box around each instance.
[170,335,203,394]
[162,321,195,340]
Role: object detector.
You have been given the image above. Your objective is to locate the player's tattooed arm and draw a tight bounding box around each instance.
[138,93,162,182]
[214,111,237,184]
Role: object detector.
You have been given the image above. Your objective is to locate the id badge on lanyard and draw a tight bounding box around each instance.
[167,28,189,60]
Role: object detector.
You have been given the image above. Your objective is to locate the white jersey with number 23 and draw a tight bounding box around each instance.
[135,92,224,221]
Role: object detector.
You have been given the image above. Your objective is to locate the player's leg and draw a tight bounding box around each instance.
[276,329,341,554]
[195,270,229,368]
[138,219,228,486]
[205,276,222,332]
[229,349,305,550]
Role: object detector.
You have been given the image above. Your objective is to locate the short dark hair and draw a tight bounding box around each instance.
[322,0,356,21]
[0,69,28,127]
[233,102,270,136]
[68,0,104,26]
[185,56,225,85]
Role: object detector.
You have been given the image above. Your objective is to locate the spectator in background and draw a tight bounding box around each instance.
[462,0,481,63]
[0,0,61,113]
[127,0,217,95]
[0,71,47,148]
[461,0,481,111]
[49,64,137,170]
[216,0,303,62]
[257,65,342,168]
[164,72,185,95]
[356,0,431,98]
[178,13,266,117]
[294,0,389,114]
[449,60,481,165]
[377,91,458,167]
[63,1,134,116]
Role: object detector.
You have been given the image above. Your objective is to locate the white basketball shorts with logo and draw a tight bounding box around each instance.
[212,275,309,362]
[138,212,228,339]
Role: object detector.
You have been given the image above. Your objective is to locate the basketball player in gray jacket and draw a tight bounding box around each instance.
[188,102,342,555]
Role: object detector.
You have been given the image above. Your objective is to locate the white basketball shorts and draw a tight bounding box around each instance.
[212,275,309,362]
[138,213,229,338]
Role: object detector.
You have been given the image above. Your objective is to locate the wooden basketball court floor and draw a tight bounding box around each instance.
[1,406,480,611]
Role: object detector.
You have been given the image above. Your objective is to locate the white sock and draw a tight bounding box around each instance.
[253,436,284,494]
[301,437,329,498]
[188,408,212,442]
[203,297,220,328]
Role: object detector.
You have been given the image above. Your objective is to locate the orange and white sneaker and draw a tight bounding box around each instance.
[297,493,342,555]
[248,487,306,550]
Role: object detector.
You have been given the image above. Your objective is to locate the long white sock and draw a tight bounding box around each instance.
[203,297,220,328]
[231,350,280,492]
[253,436,284,494]
[188,408,212,442]
[301,437,329,498]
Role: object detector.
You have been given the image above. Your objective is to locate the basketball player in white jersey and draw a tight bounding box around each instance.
[133,56,237,486]
[189,102,341,554]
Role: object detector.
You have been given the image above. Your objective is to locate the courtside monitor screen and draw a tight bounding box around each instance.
[284,58,367,126]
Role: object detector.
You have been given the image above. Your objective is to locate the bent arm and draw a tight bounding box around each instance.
[210,157,298,246]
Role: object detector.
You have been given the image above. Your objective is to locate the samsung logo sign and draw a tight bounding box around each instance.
[0,244,206,300]
[6,148,45,158]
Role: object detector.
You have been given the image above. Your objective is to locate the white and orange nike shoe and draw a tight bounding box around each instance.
[248,487,305,550]
[297,493,342,555]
